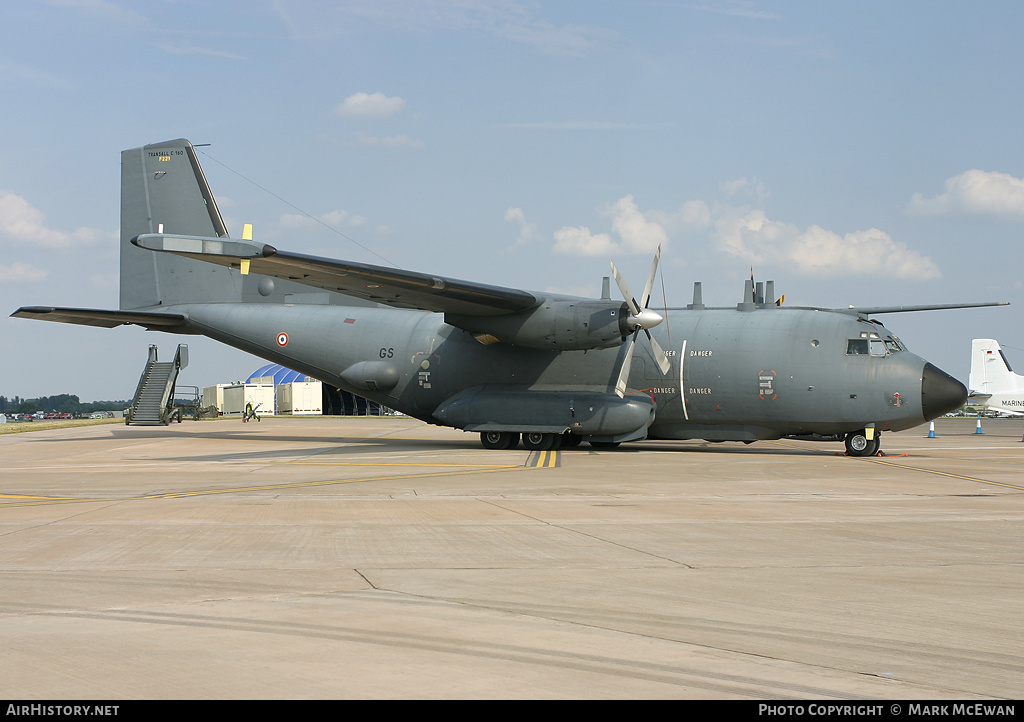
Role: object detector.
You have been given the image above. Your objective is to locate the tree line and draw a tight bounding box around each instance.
[0,394,130,415]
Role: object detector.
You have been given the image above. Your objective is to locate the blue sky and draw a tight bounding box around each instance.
[2,0,1023,401]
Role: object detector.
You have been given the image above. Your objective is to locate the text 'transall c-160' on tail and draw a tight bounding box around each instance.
[12,139,1009,456]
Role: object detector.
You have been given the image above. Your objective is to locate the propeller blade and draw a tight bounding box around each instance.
[610,261,640,316]
[646,329,672,374]
[614,332,638,398]
[612,245,665,332]
[640,245,661,309]
[611,245,670,398]
[610,246,675,393]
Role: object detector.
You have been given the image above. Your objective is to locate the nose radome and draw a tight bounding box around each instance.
[921,363,968,421]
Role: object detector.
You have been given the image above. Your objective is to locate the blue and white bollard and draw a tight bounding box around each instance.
[976,418,983,434]
[928,421,936,438]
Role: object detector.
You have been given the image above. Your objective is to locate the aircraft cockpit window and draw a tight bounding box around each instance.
[849,331,902,356]
[884,336,905,353]
[847,339,869,355]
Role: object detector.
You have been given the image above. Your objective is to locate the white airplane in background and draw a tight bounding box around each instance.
[969,339,1024,416]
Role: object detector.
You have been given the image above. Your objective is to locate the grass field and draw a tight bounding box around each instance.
[0,417,123,435]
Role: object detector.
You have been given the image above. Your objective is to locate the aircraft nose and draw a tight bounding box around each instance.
[921,362,967,421]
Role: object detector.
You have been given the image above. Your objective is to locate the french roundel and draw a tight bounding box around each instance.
[277,332,289,347]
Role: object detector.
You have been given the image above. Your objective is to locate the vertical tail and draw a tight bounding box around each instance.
[120,139,242,310]
[969,339,1023,396]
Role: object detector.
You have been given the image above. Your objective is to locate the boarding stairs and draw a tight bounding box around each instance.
[126,345,189,425]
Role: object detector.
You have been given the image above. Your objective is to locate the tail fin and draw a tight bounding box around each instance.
[120,139,242,309]
[969,339,1024,396]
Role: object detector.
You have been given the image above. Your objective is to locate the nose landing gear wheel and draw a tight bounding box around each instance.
[845,430,880,457]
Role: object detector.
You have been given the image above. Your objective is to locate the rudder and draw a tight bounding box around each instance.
[120,139,242,310]
[970,338,1021,395]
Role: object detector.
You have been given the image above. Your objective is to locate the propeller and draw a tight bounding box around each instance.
[610,245,672,398]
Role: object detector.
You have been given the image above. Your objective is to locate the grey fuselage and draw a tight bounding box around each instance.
[162,299,935,442]
[15,138,966,448]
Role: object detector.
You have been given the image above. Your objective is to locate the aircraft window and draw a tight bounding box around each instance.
[870,339,886,356]
[847,339,869,355]
[884,337,904,353]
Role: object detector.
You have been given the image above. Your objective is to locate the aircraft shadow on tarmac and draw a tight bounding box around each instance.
[127,426,834,457]
[24,425,834,461]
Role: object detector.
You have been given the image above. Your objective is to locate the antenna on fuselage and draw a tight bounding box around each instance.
[689,282,704,310]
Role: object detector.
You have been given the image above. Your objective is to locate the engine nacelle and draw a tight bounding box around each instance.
[445,300,629,351]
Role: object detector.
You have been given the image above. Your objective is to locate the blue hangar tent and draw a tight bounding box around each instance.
[246,364,384,416]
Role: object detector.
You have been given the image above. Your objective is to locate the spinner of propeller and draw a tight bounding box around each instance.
[610,245,672,398]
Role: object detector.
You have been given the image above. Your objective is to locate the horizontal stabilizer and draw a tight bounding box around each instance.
[133,233,273,259]
[11,306,187,329]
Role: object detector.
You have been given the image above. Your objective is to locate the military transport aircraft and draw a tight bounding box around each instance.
[12,139,1008,456]
[969,339,1024,416]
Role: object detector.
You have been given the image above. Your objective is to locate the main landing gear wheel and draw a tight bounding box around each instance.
[522,432,561,450]
[480,431,520,450]
[845,430,880,457]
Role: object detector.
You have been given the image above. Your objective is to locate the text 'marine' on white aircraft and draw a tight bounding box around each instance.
[969,339,1024,416]
[12,139,1010,457]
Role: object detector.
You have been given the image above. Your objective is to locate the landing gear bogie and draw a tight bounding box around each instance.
[480,431,520,450]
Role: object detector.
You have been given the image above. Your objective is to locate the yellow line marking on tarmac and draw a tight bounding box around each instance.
[861,457,1024,491]
[526,450,560,468]
[0,494,69,500]
[249,461,519,469]
[763,439,1024,491]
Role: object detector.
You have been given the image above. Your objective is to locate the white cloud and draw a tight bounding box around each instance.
[551,188,940,280]
[648,200,712,233]
[908,170,1024,218]
[711,208,940,280]
[606,195,667,254]
[553,195,668,256]
[721,176,768,201]
[504,207,540,250]
[553,225,618,256]
[787,226,941,280]
[336,92,406,119]
[0,262,48,283]
[712,208,792,265]
[0,191,109,248]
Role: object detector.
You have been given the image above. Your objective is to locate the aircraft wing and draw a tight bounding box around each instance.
[132,234,543,316]
[841,302,1010,316]
[10,307,187,329]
